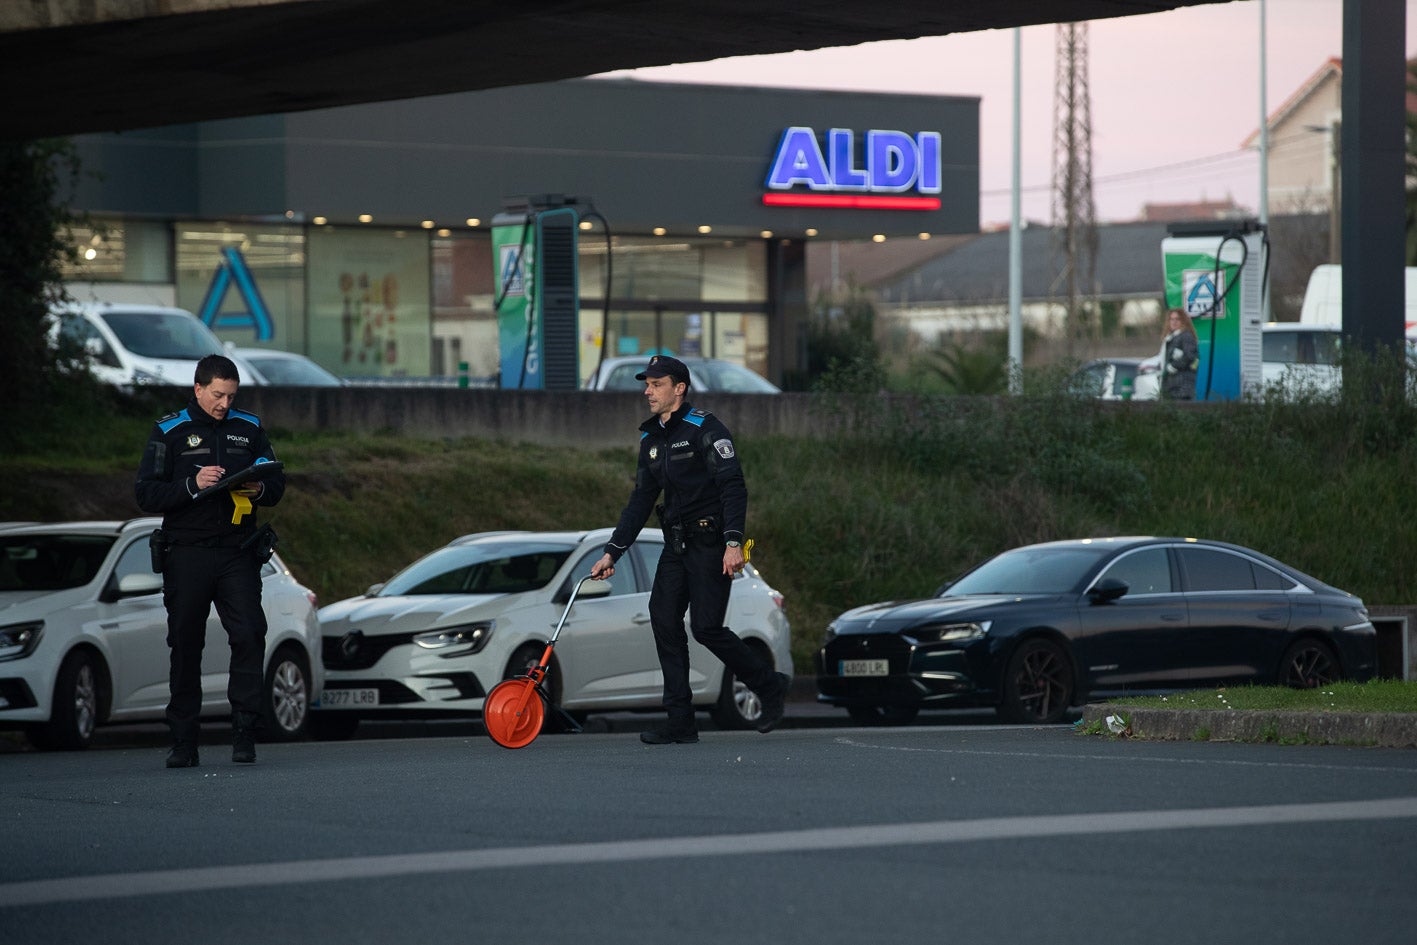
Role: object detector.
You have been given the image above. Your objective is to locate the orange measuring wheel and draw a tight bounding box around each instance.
[484,676,546,748]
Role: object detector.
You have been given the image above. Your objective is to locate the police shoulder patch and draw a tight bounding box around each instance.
[157,408,191,434]
[228,408,261,427]
[713,438,736,459]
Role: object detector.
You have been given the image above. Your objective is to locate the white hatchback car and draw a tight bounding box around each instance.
[311,527,793,738]
[0,518,322,750]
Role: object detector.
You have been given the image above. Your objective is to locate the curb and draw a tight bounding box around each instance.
[1080,704,1417,749]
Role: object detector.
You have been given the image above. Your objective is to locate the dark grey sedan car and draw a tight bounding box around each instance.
[816,537,1377,725]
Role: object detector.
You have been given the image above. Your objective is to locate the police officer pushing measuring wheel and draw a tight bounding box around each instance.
[590,354,790,744]
[136,354,285,768]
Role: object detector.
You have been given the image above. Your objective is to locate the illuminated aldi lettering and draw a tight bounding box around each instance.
[764,126,942,209]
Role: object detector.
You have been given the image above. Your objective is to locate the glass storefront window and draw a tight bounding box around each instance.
[585,308,770,379]
[61,218,172,283]
[578,235,769,382]
[431,234,496,380]
[306,227,432,379]
[175,221,307,352]
[579,236,766,304]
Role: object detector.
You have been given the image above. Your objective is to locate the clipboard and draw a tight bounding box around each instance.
[193,461,284,501]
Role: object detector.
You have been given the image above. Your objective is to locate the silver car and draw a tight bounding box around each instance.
[0,518,322,749]
[584,356,780,393]
[311,527,792,738]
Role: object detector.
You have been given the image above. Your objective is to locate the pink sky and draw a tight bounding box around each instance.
[597,0,1417,227]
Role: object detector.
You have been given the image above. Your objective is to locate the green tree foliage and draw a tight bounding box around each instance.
[801,280,887,393]
[0,139,87,446]
[922,334,1010,395]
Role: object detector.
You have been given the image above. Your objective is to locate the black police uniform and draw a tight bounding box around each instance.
[602,400,781,732]
[134,398,285,749]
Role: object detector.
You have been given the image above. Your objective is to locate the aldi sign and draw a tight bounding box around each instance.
[764,126,942,210]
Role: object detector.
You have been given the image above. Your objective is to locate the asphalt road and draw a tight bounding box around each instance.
[4,719,1416,945]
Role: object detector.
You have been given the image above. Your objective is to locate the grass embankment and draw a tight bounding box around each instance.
[1116,681,1417,714]
[4,375,1417,678]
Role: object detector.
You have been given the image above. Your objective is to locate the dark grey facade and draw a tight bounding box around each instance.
[75,78,980,239]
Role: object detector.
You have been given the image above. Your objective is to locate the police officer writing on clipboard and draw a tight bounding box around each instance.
[136,354,285,768]
[590,355,790,744]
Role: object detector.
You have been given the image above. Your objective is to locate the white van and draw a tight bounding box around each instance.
[50,302,260,389]
[1299,264,1417,336]
[1262,322,1342,396]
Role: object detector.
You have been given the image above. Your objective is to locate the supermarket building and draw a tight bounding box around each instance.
[66,78,980,387]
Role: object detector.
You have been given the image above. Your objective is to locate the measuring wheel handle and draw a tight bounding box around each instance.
[482,574,606,749]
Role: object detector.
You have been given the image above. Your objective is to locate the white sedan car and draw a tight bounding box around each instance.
[311,527,793,738]
[0,518,322,749]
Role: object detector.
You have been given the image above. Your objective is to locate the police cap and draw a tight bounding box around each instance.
[635,355,690,385]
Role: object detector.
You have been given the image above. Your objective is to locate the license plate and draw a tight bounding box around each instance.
[319,687,378,708]
[840,659,889,677]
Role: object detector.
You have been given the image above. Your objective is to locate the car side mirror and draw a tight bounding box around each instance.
[115,571,163,598]
[553,577,613,604]
[1087,577,1129,604]
[365,582,385,597]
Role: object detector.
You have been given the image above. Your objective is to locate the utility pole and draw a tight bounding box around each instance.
[1049,21,1099,359]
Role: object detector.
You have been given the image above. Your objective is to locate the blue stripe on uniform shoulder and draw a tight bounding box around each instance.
[228,408,261,427]
[157,409,190,433]
[684,410,708,428]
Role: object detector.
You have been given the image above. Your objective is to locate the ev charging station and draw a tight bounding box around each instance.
[1160,220,1268,401]
[491,195,583,390]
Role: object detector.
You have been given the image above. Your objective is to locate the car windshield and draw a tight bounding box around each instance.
[247,355,341,386]
[100,310,226,360]
[378,541,574,596]
[943,545,1113,596]
[600,364,646,391]
[696,361,779,393]
[0,535,116,591]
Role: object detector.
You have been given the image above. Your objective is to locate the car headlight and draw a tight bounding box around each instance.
[0,622,43,662]
[413,621,493,657]
[910,621,990,644]
[131,367,165,386]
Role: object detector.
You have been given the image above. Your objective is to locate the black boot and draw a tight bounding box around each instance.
[640,715,699,744]
[640,727,699,744]
[166,742,199,768]
[756,672,792,733]
[232,711,259,764]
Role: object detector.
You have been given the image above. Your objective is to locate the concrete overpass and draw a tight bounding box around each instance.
[2,0,1226,141]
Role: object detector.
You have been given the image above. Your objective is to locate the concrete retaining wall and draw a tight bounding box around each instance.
[233,388,863,449]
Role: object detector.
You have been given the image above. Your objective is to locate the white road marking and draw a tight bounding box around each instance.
[4,797,1416,907]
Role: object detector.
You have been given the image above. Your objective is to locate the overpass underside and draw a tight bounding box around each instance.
[2,0,1220,140]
